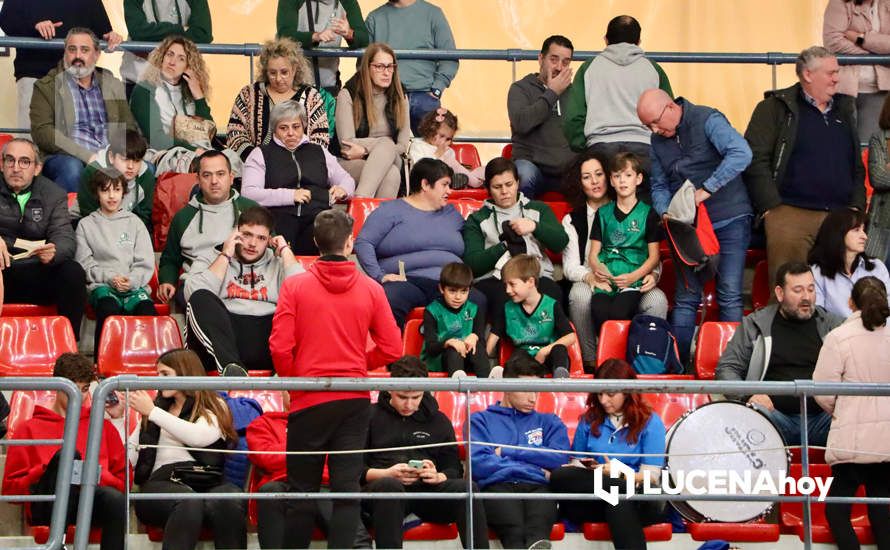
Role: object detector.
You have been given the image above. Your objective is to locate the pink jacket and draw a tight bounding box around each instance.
[813,311,890,465]
[823,0,890,96]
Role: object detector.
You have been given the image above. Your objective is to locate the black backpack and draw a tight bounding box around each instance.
[625,315,684,375]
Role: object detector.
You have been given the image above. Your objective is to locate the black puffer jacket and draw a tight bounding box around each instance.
[0,174,75,264]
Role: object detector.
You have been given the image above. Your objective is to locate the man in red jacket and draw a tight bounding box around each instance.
[2,353,128,550]
[270,209,402,549]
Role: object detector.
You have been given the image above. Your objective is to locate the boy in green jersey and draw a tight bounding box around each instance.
[487,254,576,378]
[421,262,491,377]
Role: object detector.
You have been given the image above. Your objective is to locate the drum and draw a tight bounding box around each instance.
[665,401,789,523]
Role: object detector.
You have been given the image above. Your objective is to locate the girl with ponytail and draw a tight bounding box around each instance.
[814,276,890,549]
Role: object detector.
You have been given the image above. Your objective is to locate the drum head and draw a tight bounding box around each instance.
[666,401,789,523]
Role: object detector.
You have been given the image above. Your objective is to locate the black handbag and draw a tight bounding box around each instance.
[169,463,224,493]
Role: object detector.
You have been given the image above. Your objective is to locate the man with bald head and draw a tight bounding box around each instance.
[743,46,864,290]
[638,88,753,364]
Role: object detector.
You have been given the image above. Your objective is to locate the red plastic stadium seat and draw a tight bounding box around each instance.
[152,172,198,251]
[347,197,386,239]
[687,521,780,542]
[403,318,424,356]
[31,526,102,545]
[407,307,425,321]
[451,143,481,170]
[448,187,488,200]
[583,522,673,541]
[1,303,58,317]
[694,321,739,380]
[0,316,77,376]
[448,198,484,219]
[438,390,501,459]
[752,260,770,311]
[147,269,171,316]
[7,390,60,438]
[96,316,183,377]
[642,392,709,429]
[294,255,318,271]
[781,463,873,543]
[0,133,14,149]
[596,320,630,363]
[501,144,513,158]
[554,392,588,441]
[403,523,459,540]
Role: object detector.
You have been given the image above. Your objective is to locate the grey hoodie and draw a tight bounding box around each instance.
[75,209,155,292]
[580,43,666,145]
[184,248,305,316]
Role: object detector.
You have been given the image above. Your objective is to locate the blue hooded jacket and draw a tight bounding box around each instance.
[467,402,570,489]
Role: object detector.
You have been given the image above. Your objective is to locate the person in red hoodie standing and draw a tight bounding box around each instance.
[2,353,128,550]
[270,208,402,548]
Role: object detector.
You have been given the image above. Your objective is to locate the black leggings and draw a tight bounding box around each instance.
[550,466,662,550]
[271,208,319,256]
[825,462,890,550]
[509,345,569,375]
[442,345,492,377]
[590,290,642,337]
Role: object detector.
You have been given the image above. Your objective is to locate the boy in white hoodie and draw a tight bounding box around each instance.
[184,205,304,376]
[75,169,157,352]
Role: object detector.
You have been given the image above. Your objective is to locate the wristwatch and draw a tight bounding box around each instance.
[856,34,865,47]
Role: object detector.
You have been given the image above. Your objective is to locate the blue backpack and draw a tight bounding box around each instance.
[219,392,263,489]
[625,315,684,375]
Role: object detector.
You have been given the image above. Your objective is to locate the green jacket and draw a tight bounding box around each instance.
[742,82,866,214]
[129,81,213,152]
[124,0,212,43]
[31,65,138,163]
[276,0,369,49]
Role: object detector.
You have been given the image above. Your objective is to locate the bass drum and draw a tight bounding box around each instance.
[665,401,789,523]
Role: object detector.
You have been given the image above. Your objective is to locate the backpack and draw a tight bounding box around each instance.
[625,314,684,375]
[219,392,264,489]
[151,172,198,251]
[664,203,721,283]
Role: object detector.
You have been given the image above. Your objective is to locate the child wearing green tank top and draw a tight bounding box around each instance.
[487,254,576,378]
[588,153,661,338]
[421,262,491,377]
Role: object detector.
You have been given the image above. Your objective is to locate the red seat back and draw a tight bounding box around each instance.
[864,148,873,206]
[67,192,77,211]
[501,144,513,158]
[347,197,386,239]
[596,320,630,363]
[0,133,14,149]
[694,321,739,380]
[152,172,198,251]
[1,304,58,317]
[147,268,170,316]
[554,392,589,441]
[293,255,319,271]
[97,316,183,377]
[753,260,770,311]
[447,188,487,200]
[451,144,481,170]
[448,198,484,219]
[403,318,424,357]
[0,316,77,376]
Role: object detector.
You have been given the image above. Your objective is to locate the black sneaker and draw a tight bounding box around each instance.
[222,363,248,377]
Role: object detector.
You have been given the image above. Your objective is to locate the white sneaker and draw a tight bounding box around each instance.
[528,540,552,550]
[489,366,504,378]
[451,369,467,379]
[553,367,570,379]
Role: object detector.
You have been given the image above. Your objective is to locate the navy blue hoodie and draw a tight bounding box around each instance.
[467,402,570,489]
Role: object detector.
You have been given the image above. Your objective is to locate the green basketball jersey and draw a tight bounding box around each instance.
[504,294,559,354]
[596,201,651,294]
[421,299,478,372]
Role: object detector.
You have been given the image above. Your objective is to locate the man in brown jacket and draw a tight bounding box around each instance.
[30,27,137,193]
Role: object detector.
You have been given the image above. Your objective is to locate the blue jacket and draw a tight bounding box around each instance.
[572,413,666,472]
[650,97,752,223]
[468,403,569,489]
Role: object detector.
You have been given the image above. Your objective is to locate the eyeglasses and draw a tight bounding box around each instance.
[646,104,670,130]
[2,156,34,169]
[369,63,397,73]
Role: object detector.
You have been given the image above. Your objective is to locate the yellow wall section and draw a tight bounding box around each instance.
[0,0,829,160]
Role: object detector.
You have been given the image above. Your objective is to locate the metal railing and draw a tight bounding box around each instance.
[70,375,890,550]
[0,378,84,550]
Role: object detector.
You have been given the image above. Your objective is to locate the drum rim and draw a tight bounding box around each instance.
[664,399,790,523]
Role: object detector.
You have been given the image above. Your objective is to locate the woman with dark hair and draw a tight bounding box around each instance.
[808,208,890,317]
[814,276,890,550]
[335,42,410,198]
[463,156,568,320]
[561,151,668,368]
[355,158,482,327]
[127,349,246,550]
[550,359,666,549]
[865,93,890,262]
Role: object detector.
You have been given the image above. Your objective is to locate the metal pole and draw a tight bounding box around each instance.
[249,52,254,85]
[464,387,475,550]
[123,390,131,550]
[800,387,812,550]
[772,64,778,91]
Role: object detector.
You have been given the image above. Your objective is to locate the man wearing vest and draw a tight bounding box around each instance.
[743,46,866,291]
[184,205,303,376]
[637,88,754,365]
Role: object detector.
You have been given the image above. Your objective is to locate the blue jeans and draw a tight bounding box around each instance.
[407,91,440,137]
[671,214,751,364]
[42,154,86,192]
[515,159,563,199]
[751,404,831,448]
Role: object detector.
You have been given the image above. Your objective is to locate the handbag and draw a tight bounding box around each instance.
[169,463,224,492]
[172,115,216,147]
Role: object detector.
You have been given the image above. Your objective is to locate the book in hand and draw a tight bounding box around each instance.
[10,239,46,261]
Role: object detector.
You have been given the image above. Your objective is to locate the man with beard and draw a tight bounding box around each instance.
[716,261,844,447]
[506,35,576,199]
[30,28,137,193]
[184,205,302,376]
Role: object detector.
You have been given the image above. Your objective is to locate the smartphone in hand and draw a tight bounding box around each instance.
[579,457,599,469]
[408,459,424,470]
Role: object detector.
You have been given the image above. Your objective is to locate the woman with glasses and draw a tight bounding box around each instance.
[335,42,409,198]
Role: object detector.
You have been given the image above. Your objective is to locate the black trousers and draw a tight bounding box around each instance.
[590,290,642,337]
[442,346,492,377]
[483,482,556,549]
[550,466,662,550]
[31,483,126,550]
[185,289,274,373]
[272,208,319,256]
[825,462,890,550]
[286,398,370,549]
[363,477,489,549]
[93,297,157,356]
[509,345,569,375]
[4,259,86,340]
[475,276,563,322]
[133,479,246,550]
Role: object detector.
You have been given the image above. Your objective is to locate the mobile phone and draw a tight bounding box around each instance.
[408,460,424,469]
[579,457,599,468]
[105,392,119,406]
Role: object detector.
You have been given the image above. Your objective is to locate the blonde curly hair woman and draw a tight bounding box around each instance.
[227,37,330,162]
